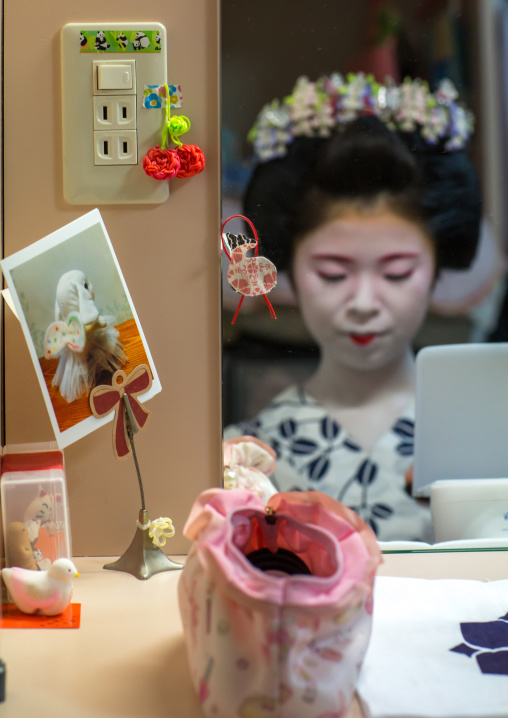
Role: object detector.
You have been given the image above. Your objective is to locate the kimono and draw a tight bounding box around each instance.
[225,384,433,542]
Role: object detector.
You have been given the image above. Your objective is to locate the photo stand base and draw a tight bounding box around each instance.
[104,510,182,580]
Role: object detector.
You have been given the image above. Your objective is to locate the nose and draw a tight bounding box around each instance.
[345,274,380,321]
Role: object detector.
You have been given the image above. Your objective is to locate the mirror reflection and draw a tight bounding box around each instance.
[222,1,507,545]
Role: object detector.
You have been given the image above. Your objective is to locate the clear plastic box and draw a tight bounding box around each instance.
[1,443,71,570]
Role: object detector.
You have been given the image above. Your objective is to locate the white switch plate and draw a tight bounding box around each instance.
[61,23,169,205]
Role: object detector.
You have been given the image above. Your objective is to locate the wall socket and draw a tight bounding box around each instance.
[93,95,137,132]
[94,130,137,165]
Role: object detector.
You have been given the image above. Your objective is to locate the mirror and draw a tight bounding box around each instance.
[221,0,508,550]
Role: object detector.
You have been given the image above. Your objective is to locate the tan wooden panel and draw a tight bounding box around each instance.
[2,0,221,555]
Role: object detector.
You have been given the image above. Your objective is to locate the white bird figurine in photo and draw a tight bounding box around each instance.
[1,558,79,616]
[45,269,127,403]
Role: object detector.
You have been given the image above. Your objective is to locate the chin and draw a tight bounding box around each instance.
[333,346,403,372]
[347,358,392,372]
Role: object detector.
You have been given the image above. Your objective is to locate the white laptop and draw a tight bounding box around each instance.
[413,343,508,542]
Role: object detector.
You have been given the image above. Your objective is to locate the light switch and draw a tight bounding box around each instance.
[62,23,168,205]
[97,63,133,91]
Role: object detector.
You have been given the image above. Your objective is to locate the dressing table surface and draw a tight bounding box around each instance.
[2,552,507,718]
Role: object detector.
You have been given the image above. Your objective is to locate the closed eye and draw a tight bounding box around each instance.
[318,272,347,283]
[384,271,413,282]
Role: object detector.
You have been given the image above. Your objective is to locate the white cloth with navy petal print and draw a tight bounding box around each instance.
[357,576,508,718]
[225,384,433,542]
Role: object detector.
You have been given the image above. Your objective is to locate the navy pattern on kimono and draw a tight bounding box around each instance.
[225,385,433,542]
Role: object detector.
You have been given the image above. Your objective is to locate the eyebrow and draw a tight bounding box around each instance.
[311,254,354,264]
[311,252,420,264]
[379,252,420,263]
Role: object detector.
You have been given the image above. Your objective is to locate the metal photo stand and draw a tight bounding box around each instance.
[103,395,182,579]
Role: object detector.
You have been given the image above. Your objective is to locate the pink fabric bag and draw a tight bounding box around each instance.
[178,489,382,718]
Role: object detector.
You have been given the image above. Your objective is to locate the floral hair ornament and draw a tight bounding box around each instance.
[221,214,277,325]
[143,84,205,180]
[248,73,474,162]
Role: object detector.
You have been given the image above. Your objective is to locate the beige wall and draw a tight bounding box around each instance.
[2,0,221,555]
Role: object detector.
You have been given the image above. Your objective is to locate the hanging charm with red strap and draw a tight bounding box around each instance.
[221,215,277,325]
[143,84,205,181]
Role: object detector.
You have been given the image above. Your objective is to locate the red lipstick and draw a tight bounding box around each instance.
[350,334,376,346]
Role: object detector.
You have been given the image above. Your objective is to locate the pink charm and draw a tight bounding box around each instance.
[227,243,277,297]
[221,215,278,325]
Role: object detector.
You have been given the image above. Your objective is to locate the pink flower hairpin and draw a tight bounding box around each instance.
[221,214,277,325]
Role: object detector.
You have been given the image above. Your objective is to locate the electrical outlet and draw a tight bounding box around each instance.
[61,23,168,204]
[93,95,137,131]
[94,130,137,165]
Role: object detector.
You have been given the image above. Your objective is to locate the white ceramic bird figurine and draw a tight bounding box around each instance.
[1,558,79,616]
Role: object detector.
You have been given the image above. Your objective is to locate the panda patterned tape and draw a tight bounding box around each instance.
[79,30,162,53]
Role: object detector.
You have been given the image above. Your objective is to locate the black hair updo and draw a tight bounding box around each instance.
[244,114,482,273]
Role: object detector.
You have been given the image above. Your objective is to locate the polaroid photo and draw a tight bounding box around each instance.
[1,208,161,448]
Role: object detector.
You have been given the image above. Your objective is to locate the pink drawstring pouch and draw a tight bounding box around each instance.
[178,488,382,718]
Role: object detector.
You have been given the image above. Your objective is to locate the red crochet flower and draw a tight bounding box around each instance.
[175,144,205,178]
[143,146,181,180]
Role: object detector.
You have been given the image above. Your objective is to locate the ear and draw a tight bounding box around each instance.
[75,282,99,325]
[39,489,47,497]
[56,274,82,318]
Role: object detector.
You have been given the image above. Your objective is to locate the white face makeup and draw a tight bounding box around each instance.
[292,208,436,373]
